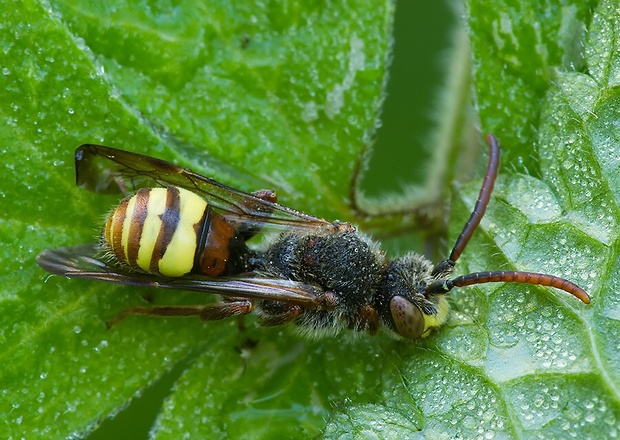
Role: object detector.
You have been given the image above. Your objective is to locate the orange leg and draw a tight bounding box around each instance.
[259,304,302,327]
[107,300,254,327]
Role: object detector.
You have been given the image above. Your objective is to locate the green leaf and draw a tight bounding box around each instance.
[467,0,596,174]
[4,0,618,439]
[325,1,620,438]
[151,333,388,439]
[0,1,395,438]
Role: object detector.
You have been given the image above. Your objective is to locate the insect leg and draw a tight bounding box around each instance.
[106,299,254,327]
[259,304,302,327]
[348,305,380,335]
[251,189,278,203]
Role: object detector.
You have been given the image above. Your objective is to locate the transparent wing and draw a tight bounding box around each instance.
[36,243,324,307]
[75,144,336,233]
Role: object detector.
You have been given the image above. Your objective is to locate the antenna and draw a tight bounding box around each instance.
[428,134,590,304]
[450,133,500,265]
[426,270,590,303]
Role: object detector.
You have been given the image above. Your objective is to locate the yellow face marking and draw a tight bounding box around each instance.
[157,188,207,277]
[420,296,450,338]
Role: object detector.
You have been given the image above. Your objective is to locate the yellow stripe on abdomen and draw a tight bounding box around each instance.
[102,186,208,277]
[157,188,207,276]
[136,189,167,273]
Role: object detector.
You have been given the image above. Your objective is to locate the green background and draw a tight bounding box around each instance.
[3,0,618,438]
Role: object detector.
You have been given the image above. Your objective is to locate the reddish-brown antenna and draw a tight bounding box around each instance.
[426,270,590,303]
[449,133,500,264]
[428,134,590,304]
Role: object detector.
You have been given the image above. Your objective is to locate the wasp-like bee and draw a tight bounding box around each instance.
[36,134,590,339]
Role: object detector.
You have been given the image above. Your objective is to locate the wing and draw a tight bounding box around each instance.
[75,144,337,233]
[36,243,324,307]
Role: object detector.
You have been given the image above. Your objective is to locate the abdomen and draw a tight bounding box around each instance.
[102,186,250,277]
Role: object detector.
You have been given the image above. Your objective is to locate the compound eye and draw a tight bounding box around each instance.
[389,296,424,339]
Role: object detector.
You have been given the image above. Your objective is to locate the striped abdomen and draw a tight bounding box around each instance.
[102,186,250,277]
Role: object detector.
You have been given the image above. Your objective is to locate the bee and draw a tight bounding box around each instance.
[36,134,590,339]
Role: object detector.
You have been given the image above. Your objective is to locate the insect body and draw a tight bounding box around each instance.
[36,134,590,339]
[103,186,253,277]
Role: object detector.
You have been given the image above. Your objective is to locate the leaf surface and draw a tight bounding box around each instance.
[0,1,393,438]
[324,1,620,438]
[2,1,619,439]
